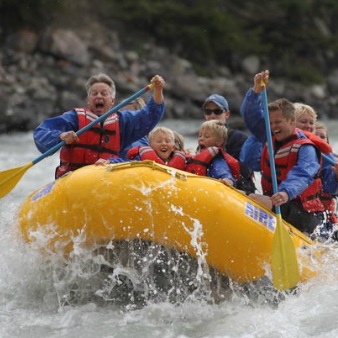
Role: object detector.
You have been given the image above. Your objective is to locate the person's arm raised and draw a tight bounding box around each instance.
[150,75,165,104]
[253,70,270,94]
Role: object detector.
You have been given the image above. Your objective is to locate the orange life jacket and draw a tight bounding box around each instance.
[261,131,324,213]
[298,128,332,154]
[127,146,186,170]
[185,147,241,181]
[321,192,338,224]
[56,108,120,178]
[299,128,337,220]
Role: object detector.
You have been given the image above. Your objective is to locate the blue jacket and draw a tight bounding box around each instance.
[321,152,338,195]
[34,97,164,156]
[207,156,236,187]
[239,88,267,143]
[119,136,149,160]
[239,135,262,172]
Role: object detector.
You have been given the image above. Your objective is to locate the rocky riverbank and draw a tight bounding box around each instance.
[1,25,338,134]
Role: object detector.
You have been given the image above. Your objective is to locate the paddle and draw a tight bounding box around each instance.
[322,153,336,166]
[260,81,300,290]
[0,83,154,199]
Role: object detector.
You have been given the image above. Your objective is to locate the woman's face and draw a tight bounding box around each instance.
[296,112,316,133]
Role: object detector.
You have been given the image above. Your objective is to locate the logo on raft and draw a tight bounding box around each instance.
[32,181,56,201]
[244,201,276,232]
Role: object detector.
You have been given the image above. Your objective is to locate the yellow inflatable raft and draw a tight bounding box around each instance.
[19,161,317,285]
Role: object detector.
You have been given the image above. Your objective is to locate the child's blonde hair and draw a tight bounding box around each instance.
[199,120,228,146]
[315,121,328,132]
[121,97,146,110]
[294,102,318,121]
[173,131,185,151]
[148,126,175,144]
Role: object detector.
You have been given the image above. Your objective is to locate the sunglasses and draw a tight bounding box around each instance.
[204,108,224,115]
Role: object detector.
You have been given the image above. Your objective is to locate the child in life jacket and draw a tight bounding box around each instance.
[185,120,239,188]
[294,103,338,241]
[96,127,186,170]
[310,121,338,241]
[316,121,338,159]
[125,126,186,170]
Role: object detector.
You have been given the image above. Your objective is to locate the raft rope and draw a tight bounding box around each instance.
[104,160,253,198]
[105,160,189,181]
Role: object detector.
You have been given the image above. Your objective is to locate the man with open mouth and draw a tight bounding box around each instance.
[239,70,337,237]
[33,73,166,178]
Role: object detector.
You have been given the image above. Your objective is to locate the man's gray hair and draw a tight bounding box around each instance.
[86,73,116,98]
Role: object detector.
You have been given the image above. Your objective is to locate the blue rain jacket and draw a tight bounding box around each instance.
[207,156,236,186]
[34,97,164,156]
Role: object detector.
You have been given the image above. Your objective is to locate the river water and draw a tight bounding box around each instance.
[1,121,338,338]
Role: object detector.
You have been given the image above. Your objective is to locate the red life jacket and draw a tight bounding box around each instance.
[127,146,186,170]
[56,108,120,178]
[185,147,241,181]
[299,128,338,221]
[321,192,338,223]
[298,128,332,154]
[261,131,324,213]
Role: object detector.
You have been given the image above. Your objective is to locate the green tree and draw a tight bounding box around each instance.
[0,0,65,36]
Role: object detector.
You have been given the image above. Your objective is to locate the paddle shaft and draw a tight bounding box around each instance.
[32,83,154,165]
[261,87,281,213]
[322,152,336,166]
[261,83,300,290]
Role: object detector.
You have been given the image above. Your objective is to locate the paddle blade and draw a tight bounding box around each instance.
[0,162,33,198]
[271,215,300,290]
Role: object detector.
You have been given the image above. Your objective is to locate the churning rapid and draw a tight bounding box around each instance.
[2,130,338,338]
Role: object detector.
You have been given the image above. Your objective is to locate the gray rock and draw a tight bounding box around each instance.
[39,29,90,66]
[0,25,337,134]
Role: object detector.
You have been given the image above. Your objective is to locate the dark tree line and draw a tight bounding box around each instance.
[1,0,338,84]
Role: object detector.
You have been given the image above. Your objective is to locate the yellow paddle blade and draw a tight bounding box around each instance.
[0,162,33,199]
[271,214,300,290]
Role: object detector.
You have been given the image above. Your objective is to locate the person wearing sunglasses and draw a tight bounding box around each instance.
[202,94,249,161]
